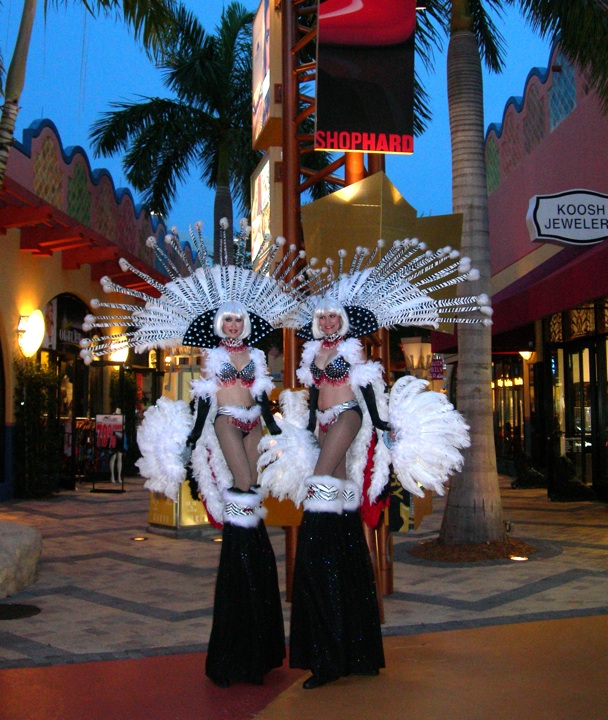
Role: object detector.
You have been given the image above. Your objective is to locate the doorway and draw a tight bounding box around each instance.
[564,342,596,486]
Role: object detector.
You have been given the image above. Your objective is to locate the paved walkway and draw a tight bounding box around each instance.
[1,476,607,718]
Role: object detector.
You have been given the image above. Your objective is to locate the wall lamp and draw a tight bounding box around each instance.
[519,350,533,362]
[17,310,45,358]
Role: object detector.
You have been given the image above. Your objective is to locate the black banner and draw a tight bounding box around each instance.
[315,0,416,154]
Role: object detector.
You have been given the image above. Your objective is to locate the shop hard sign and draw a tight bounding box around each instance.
[527,189,608,246]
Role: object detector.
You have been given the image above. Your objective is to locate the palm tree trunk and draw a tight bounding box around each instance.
[0,0,37,187]
[439,22,504,544]
[213,142,234,265]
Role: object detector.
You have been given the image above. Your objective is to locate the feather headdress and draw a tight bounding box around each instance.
[79,219,307,362]
[287,238,493,338]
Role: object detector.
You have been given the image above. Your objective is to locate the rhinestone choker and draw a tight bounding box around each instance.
[221,338,246,353]
[321,333,342,349]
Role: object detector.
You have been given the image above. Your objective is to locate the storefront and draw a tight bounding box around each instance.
[484,42,608,500]
[0,120,168,499]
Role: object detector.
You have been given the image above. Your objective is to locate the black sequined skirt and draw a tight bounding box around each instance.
[289,509,385,678]
[205,520,286,685]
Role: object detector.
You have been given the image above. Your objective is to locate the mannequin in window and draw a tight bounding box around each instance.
[109,408,124,484]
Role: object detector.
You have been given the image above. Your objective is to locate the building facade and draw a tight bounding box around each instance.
[0,120,169,499]
[485,42,608,501]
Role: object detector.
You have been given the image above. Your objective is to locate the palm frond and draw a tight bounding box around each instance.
[519,0,608,112]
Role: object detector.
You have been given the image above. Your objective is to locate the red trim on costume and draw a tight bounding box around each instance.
[230,416,261,433]
[204,448,224,529]
[360,432,389,528]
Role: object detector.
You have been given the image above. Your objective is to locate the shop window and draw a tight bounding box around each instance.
[485,136,500,194]
[549,51,576,131]
[492,356,525,463]
[523,86,547,154]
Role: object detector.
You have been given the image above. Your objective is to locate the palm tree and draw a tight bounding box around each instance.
[414,0,608,545]
[0,0,176,186]
[92,2,341,263]
[90,3,257,263]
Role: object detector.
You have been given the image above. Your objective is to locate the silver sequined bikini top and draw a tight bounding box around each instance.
[218,360,256,387]
[310,355,351,387]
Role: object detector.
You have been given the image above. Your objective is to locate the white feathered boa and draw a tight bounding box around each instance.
[259,338,391,509]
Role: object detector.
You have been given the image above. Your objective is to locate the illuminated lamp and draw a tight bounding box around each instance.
[109,338,129,363]
[519,351,533,361]
[17,310,45,358]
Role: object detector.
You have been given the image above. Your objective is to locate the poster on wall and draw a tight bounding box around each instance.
[315,0,417,154]
[42,295,87,352]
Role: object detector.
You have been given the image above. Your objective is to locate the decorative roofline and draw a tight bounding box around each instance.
[13,118,161,230]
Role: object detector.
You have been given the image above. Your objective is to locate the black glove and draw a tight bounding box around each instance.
[360,384,391,432]
[307,385,319,433]
[259,392,282,435]
[187,396,210,449]
[186,397,210,500]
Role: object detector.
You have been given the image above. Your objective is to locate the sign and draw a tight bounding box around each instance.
[250,148,283,269]
[315,0,416,154]
[252,0,282,150]
[527,190,608,246]
[95,414,124,450]
[429,357,445,380]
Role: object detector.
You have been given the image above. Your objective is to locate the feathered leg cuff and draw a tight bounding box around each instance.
[303,475,345,514]
[222,488,267,528]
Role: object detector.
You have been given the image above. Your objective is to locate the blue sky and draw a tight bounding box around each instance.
[1,1,552,241]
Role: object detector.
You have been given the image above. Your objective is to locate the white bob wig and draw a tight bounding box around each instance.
[311,296,349,340]
[213,301,251,339]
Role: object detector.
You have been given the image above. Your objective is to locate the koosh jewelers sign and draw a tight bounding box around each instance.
[315,0,417,154]
[527,190,608,246]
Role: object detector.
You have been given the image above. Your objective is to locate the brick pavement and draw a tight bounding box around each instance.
[1,475,607,670]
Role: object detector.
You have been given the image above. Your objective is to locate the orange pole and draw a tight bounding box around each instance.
[363,520,385,623]
[345,152,366,185]
[284,524,298,602]
[378,514,394,595]
[280,0,301,596]
[367,153,386,175]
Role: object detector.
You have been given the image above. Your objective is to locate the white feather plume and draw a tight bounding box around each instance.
[277,388,310,428]
[348,378,391,504]
[285,238,491,332]
[257,390,318,505]
[389,375,470,497]
[80,221,302,363]
[136,397,193,501]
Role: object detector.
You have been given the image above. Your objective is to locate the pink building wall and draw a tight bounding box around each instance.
[487,44,608,277]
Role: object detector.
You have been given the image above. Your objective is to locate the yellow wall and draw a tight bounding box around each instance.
[0,228,102,423]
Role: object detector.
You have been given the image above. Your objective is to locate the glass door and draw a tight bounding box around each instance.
[565,343,595,485]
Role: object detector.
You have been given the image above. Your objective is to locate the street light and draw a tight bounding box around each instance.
[17,310,45,358]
